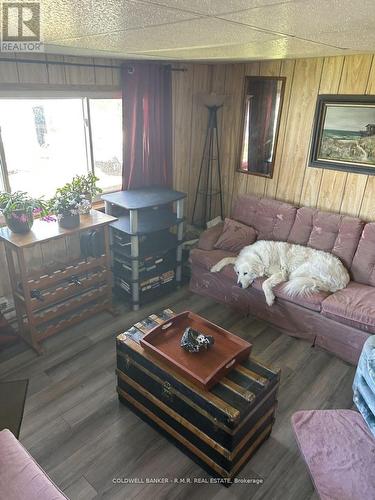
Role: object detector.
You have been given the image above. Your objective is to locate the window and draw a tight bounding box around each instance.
[89,99,122,193]
[0,145,5,192]
[0,96,122,198]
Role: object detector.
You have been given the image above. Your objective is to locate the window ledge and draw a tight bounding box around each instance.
[92,200,105,212]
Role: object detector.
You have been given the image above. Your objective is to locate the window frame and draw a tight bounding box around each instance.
[0,87,122,198]
[0,127,11,192]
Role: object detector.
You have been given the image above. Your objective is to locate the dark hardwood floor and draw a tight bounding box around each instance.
[0,287,355,500]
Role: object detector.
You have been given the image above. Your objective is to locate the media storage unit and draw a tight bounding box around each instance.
[102,188,186,311]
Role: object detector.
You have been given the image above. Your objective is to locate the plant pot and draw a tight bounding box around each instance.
[58,213,80,229]
[5,210,34,234]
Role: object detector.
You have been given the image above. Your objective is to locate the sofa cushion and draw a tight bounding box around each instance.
[251,278,329,311]
[292,409,375,500]
[351,223,375,286]
[0,429,68,500]
[321,282,375,333]
[197,223,224,251]
[288,207,364,269]
[189,249,237,281]
[214,218,257,253]
[232,195,297,241]
[275,284,329,312]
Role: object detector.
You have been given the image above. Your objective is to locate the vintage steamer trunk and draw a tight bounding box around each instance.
[116,311,280,482]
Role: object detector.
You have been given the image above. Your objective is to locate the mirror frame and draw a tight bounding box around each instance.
[237,75,286,179]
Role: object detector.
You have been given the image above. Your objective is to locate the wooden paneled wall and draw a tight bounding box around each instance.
[172,54,375,223]
[1,53,375,298]
[0,54,121,298]
[0,53,121,86]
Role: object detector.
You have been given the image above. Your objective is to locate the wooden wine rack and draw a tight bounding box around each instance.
[0,210,117,353]
[20,266,109,311]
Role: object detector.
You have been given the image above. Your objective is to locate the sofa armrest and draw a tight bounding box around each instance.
[0,428,69,499]
[197,223,224,250]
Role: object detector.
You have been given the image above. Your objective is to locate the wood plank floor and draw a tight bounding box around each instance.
[0,287,355,500]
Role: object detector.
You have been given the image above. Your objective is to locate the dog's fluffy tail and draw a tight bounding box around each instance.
[284,277,330,297]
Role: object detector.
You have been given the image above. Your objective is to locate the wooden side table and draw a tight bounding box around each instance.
[0,210,116,353]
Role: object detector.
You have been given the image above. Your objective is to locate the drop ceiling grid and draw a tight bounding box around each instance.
[40,0,375,61]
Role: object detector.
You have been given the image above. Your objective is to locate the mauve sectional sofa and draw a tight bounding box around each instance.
[189,194,375,365]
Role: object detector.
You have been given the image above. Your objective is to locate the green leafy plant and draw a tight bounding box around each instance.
[0,191,47,219]
[48,188,90,220]
[51,173,102,216]
[0,191,49,233]
[71,173,102,199]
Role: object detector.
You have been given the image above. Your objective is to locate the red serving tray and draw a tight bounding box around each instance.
[140,311,252,390]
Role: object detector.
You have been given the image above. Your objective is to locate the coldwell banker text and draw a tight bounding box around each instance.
[1,1,43,52]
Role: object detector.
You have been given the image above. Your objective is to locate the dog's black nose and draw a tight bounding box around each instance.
[238,282,243,288]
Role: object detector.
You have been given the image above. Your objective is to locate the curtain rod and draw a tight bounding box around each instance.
[0,57,187,71]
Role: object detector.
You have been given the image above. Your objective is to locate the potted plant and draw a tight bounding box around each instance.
[0,191,47,234]
[71,173,102,213]
[48,188,90,229]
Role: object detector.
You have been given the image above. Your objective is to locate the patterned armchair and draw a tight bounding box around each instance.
[291,336,375,499]
[353,335,375,437]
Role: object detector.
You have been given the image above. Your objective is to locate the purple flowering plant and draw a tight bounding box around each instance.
[48,183,91,220]
[0,191,48,221]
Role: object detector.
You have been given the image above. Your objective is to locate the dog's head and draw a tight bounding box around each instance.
[234,254,264,288]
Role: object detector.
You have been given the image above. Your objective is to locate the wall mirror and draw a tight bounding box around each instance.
[238,76,285,178]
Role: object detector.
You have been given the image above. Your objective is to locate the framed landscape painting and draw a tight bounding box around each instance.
[309,94,375,175]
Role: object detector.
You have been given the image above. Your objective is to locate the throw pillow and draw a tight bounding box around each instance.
[214,218,257,253]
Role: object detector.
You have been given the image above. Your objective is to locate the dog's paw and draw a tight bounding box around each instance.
[210,263,221,273]
[265,293,275,306]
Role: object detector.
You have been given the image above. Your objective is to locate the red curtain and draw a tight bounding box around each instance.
[121,62,173,190]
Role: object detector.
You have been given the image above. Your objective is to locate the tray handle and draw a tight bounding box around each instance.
[160,312,188,331]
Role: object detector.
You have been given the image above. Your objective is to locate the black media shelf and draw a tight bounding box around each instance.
[114,279,177,307]
[110,208,184,235]
[111,232,179,259]
[113,259,177,283]
[102,188,185,210]
[103,187,186,311]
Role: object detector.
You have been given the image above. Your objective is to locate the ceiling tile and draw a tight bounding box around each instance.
[221,0,375,40]
[141,0,297,16]
[131,37,345,60]
[49,17,281,51]
[40,0,375,61]
[311,29,375,51]
[44,43,169,59]
[42,0,201,41]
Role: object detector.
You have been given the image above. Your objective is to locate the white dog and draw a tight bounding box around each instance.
[211,240,350,306]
